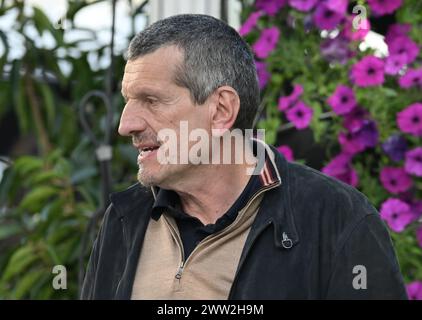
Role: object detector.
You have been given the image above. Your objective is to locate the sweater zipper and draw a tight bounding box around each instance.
[167,182,280,284]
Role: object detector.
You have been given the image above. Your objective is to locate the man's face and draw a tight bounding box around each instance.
[119,46,211,187]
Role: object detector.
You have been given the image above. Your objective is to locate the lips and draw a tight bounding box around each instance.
[137,144,160,162]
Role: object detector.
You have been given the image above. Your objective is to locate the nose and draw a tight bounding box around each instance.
[118,103,148,136]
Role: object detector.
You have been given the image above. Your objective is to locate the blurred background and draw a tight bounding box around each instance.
[0,0,421,299]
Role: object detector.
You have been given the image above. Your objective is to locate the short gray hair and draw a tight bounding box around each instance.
[126,14,260,131]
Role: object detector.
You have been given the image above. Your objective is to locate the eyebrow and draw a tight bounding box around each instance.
[121,87,164,102]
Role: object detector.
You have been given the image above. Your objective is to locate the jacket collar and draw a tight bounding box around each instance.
[109,140,299,249]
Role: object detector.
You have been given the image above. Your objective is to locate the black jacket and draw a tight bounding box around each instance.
[81,146,408,299]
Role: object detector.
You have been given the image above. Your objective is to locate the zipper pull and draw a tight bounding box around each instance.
[175,265,184,280]
[282,232,293,249]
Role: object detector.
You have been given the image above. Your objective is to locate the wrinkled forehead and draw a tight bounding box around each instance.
[122,45,183,84]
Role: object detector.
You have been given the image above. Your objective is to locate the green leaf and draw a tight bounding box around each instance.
[38,83,55,133]
[20,186,58,212]
[0,223,22,241]
[13,156,43,176]
[13,269,45,299]
[2,245,38,281]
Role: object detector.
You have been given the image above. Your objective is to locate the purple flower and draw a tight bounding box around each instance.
[322,0,348,14]
[288,0,317,12]
[239,11,262,36]
[341,16,370,41]
[367,0,402,16]
[380,167,413,194]
[255,0,287,16]
[384,54,407,75]
[417,226,422,248]
[351,55,385,87]
[354,120,379,148]
[255,61,270,89]
[382,134,408,162]
[277,145,294,161]
[327,85,357,115]
[320,36,354,65]
[322,153,359,187]
[406,281,422,300]
[397,103,422,137]
[252,27,280,59]
[313,3,345,31]
[286,101,313,130]
[278,84,304,111]
[399,67,422,89]
[405,147,422,177]
[380,198,413,232]
[385,23,411,45]
[342,106,369,132]
[338,131,366,155]
[388,36,420,65]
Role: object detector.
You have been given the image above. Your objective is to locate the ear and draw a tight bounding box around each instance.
[209,86,240,137]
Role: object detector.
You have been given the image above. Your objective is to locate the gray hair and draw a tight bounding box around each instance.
[126,14,260,131]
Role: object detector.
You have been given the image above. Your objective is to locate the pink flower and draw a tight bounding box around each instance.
[327,85,357,115]
[406,281,422,300]
[239,11,263,36]
[351,55,385,87]
[388,36,420,65]
[338,131,365,155]
[286,101,313,130]
[321,153,359,187]
[278,84,303,111]
[380,198,414,232]
[397,103,422,137]
[399,67,422,89]
[385,24,412,44]
[255,61,270,89]
[255,0,287,16]
[288,0,318,12]
[313,3,345,30]
[342,106,369,132]
[380,167,413,194]
[341,16,370,41]
[277,145,294,161]
[404,147,422,177]
[367,0,402,16]
[384,54,407,75]
[252,27,280,59]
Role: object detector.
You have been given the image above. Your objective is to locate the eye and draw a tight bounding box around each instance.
[145,97,158,106]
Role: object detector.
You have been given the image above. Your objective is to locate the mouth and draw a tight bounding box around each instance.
[138,145,160,162]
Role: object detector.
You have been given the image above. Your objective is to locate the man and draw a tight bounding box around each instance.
[81,14,407,299]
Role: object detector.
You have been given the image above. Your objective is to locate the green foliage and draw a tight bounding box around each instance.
[0,0,139,299]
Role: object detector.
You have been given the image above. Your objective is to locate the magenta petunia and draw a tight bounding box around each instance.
[399,68,422,89]
[407,281,422,300]
[342,106,369,132]
[278,84,303,111]
[338,131,365,155]
[380,198,414,232]
[322,0,348,14]
[255,0,287,16]
[277,145,294,161]
[354,120,379,148]
[367,0,402,16]
[397,103,422,137]
[388,36,420,65]
[313,3,345,31]
[327,85,357,115]
[286,101,313,130]
[341,16,370,41]
[288,0,318,12]
[405,147,422,177]
[384,54,407,75]
[385,23,412,44]
[350,55,385,87]
[255,61,270,89]
[239,11,263,36]
[380,167,413,194]
[252,27,280,59]
[417,226,422,248]
[321,153,359,187]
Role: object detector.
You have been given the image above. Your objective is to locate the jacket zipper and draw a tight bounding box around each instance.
[165,182,280,286]
[115,216,128,296]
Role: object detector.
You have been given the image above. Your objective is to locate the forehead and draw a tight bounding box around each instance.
[122,46,183,92]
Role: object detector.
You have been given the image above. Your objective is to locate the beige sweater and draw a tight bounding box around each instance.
[131,192,265,300]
